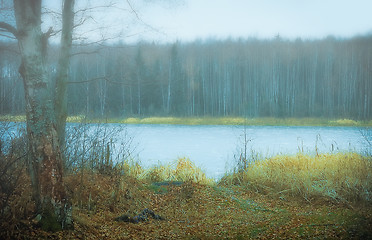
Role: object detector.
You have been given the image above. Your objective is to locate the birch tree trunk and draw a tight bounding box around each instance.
[13,0,72,231]
[55,0,75,156]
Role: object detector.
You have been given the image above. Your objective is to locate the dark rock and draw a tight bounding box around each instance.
[115,208,165,223]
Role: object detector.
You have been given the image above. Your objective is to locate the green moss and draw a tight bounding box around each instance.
[147,184,168,194]
[39,209,62,232]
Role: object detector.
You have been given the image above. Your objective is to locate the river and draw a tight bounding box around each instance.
[124,124,368,178]
[1,122,370,179]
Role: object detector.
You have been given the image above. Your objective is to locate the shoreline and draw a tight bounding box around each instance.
[1,115,372,127]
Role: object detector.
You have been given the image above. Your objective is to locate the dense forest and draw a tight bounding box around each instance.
[1,35,371,119]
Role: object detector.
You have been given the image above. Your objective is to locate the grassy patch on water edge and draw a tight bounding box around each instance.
[1,114,372,126]
[120,154,372,204]
[114,116,372,127]
[221,153,372,203]
[118,157,214,185]
[2,154,372,239]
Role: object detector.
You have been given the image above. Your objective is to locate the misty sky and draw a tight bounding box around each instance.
[2,0,371,43]
[132,0,372,42]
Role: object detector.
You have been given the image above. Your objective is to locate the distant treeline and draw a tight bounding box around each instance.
[1,35,371,119]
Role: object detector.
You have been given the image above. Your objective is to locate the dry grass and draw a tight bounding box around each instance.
[2,155,372,239]
[2,114,371,126]
[221,153,372,203]
[5,170,372,239]
[118,117,372,126]
[124,157,213,185]
[82,116,372,126]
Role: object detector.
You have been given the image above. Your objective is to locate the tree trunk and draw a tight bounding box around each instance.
[14,0,72,231]
[55,0,75,158]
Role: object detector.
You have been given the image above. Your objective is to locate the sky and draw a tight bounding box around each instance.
[130,0,372,43]
[1,0,372,43]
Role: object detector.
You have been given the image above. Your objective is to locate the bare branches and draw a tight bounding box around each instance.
[126,0,140,20]
[125,0,165,37]
[72,34,121,47]
[74,2,116,15]
[0,21,18,38]
[359,127,371,156]
[69,49,100,57]
[42,7,62,17]
[0,32,16,40]
[73,16,90,30]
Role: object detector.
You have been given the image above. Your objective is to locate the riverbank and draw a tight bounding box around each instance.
[1,115,372,127]
[2,154,371,239]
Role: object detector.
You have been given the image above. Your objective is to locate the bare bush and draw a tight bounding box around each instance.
[359,127,371,157]
[63,120,137,174]
[0,121,30,237]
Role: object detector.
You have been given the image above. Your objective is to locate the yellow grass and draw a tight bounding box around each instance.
[66,115,86,122]
[1,114,371,126]
[118,159,145,178]
[117,117,372,126]
[121,117,141,124]
[0,115,25,122]
[221,153,372,202]
[120,157,213,185]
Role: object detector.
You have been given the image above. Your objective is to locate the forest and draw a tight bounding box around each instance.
[1,1,372,238]
[1,34,371,120]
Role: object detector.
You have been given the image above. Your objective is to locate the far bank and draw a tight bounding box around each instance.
[1,115,372,127]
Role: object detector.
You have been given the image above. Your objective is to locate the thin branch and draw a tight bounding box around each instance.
[0,153,27,179]
[50,29,62,37]
[72,34,120,47]
[0,21,18,38]
[69,49,100,57]
[74,3,116,15]
[42,7,62,17]
[73,16,91,29]
[67,76,130,86]
[0,32,16,39]
[126,0,140,20]
[125,0,167,38]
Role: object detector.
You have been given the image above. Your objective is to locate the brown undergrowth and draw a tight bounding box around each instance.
[1,156,371,239]
[0,154,372,239]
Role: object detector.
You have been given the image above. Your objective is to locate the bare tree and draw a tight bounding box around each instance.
[0,0,73,231]
[0,0,163,231]
[55,0,75,156]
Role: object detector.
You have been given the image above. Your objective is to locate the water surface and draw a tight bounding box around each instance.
[1,122,368,178]
[122,124,367,178]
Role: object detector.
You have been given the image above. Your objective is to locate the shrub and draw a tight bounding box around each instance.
[143,158,213,185]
